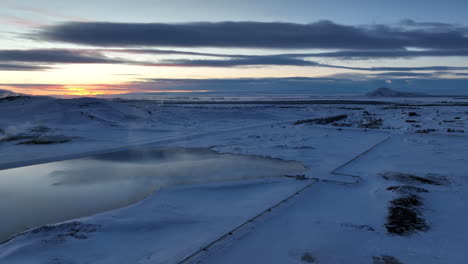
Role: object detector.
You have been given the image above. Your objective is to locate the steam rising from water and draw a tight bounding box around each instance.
[0,147,305,242]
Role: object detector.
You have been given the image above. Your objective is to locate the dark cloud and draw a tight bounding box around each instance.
[0,49,122,63]
[141,56,468,72]
[38,20,468,50]
[0,63,50,71]
[400,19,457,29]
[150,57,320,67]
[1,48,467,73]
[288,49,468,59]
[0,49,128,71]
[350,66,468,71]
[371,72,437,78]
[100,48,242,58]
[103,48,468,60]
[0,84,69,92]
[319,65,468,72]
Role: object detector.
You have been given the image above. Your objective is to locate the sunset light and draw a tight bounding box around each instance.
[0,0,467,96]
[1,2,468,263]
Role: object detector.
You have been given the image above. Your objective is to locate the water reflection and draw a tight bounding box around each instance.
[0,147,305,242]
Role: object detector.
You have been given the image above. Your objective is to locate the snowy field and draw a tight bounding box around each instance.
[0,94,468,263]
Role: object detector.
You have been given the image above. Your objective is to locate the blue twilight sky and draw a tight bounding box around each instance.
[1,0,468,96]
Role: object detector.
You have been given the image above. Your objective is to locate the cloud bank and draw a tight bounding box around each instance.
[38,20,468,49]
[0,63,49,71]
[2,48,468,75]
[0,49,121,63]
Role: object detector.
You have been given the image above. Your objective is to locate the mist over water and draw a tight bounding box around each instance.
[0,147,305,242]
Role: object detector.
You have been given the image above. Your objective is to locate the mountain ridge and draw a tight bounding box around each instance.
[366,87,428,97]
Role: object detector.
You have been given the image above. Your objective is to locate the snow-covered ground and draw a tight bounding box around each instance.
[0,94,467,263]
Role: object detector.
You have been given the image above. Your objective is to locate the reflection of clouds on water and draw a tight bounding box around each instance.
[49,148,305,188]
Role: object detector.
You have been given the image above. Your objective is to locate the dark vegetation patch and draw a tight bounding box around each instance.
[372,255,404,264]
[386,185,429,194]
[358,117,383,129]
[292,146,316,150]
[17,136,72,145]
[293,114,348,125]
[31,221,100,242]
[425,173,451,185]
[385,197,429,235]
[383,172,451,236]
[390,195,423,207]
[381,172,448,185]
[283,174,307,180]
[382,172,438,235]
[447,128,464,133]
[414,129,436,133]
[332,122,352,127]
[300,253,317,263]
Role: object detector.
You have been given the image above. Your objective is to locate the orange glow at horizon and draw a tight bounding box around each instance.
[0,63,342,96]
[61,86,211,96]
[1,84,213,97]
[0,64,357,97]
[65,86,107,96]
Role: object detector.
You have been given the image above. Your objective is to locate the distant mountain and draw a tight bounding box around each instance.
[365,87,428,97]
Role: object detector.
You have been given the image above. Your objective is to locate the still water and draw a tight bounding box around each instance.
[0,147,305,242]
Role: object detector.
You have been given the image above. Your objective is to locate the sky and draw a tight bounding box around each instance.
[1,0,468,96]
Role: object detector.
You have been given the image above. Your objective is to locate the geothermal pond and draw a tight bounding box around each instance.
[0,147,305,242]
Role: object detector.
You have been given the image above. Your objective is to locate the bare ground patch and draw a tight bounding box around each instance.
[293,115,348,125]
[31,221,101,243]
[386,185,429,194]
[300,252,318,263]
[381,172,449,186]
[0,126,75,145]
[372,255,404,264]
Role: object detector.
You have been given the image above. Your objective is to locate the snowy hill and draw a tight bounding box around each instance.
[0,89,20,98]
[1,94,468,263]
[366,87,428,97]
